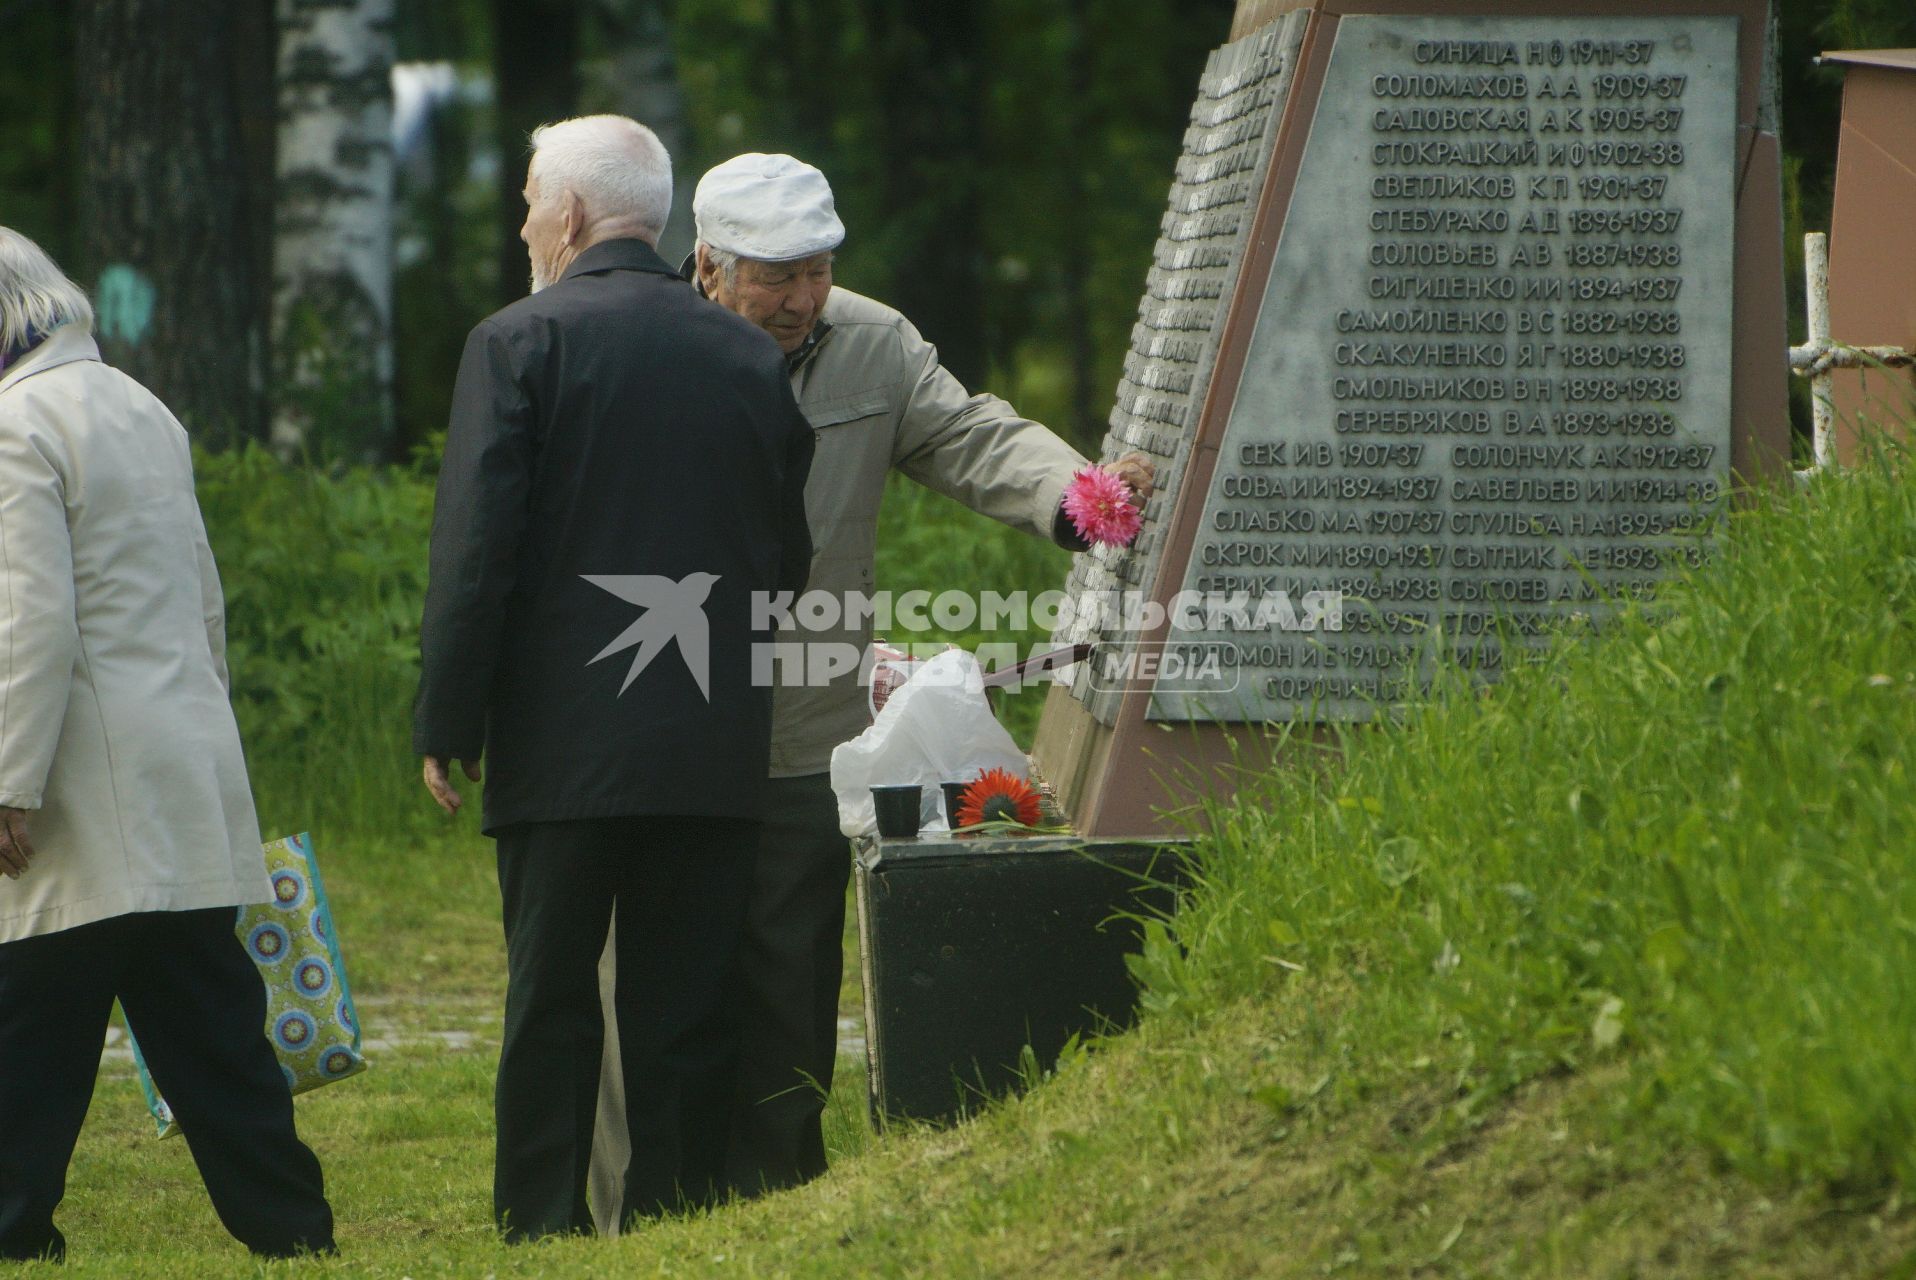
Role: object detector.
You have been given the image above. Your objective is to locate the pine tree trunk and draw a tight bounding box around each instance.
[272,0,396,460]
[863,0,988,389]
[74,0,276,449]
[771,0,837,174]
[492,0,579,308]
[585,0,694,265]
[1060,0,1097,447]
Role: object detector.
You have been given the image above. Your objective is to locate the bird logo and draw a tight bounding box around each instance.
[581,573,720,700]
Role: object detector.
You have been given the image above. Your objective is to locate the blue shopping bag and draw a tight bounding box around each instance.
[129,832,369,1138]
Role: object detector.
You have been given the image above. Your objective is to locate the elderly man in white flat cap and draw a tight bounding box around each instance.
[588,152,1151,1224]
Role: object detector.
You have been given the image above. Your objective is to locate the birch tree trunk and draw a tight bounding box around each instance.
[75,0,276,449]
[272,0,396,459]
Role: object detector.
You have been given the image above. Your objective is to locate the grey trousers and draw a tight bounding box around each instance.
[589,921,627,1236]
[591,773,849,1233]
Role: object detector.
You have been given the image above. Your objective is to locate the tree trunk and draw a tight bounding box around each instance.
[492,0,580,307]
[272,0,397,461]
[862,0,988,389]
[1059,0,1097,446]
[771,0,838,169]
[585,0,694,265]
[74,0,276,449]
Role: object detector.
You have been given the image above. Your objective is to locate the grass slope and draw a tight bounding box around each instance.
[1146,448,1916,1199]
[25,456,1915,1276]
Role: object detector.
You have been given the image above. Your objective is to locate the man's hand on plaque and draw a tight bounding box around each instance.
[1106,451,1154,506]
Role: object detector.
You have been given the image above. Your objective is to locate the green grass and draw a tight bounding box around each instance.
[1139,443,1916,1197]
[30,447,1915,1275]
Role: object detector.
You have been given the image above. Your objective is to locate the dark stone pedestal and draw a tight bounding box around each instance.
[853,831,1187,1126]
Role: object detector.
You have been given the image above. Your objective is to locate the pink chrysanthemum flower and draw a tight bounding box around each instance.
[1062,466,1143,547]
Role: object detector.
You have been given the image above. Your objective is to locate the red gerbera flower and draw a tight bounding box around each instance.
[957,767,1043,828]
[1062,466,1143,547]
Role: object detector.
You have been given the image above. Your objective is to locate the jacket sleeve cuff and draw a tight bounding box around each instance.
[0,792,43,810]
[1051,505,1091,552]
[411,728,482,762]
[1038,462,1086,549]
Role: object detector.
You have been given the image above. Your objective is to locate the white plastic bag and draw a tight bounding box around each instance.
[867,641,928,718]
[830,648,1029,838]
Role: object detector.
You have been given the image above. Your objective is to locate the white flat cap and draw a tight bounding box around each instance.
[694,153,846,262]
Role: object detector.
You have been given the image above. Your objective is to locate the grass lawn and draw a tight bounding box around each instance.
[19,456,1916,1276]
[43,827,883,1277]
[40,937,1916,1277]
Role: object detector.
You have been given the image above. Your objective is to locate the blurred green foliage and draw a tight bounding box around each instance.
[0,0,75,264]
[6,1,1916,458]
[195,446,439,841]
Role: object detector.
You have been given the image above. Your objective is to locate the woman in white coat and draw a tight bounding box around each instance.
[0,228,333,1262]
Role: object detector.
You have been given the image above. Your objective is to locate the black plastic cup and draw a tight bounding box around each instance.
[941,781,972,829]
[871,784,924,839]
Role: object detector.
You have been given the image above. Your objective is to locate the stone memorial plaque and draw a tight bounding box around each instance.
[1149,14,1739,721]
[1032,0,1785,835]
[1054,10,1309,725]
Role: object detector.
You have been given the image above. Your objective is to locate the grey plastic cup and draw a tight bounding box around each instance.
[941,781,972,828]
[871,784,924,838]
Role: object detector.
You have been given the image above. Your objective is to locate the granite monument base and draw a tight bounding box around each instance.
[853,830,1187,1127]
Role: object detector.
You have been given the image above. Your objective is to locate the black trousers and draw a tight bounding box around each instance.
[0,908,334,1262]
[722,772,851,1196]
[493,814,755,1240]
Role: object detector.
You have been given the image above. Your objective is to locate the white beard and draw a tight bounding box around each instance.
[529,245,563,294]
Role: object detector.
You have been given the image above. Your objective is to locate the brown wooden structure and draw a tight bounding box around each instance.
[1819,49,1916,460]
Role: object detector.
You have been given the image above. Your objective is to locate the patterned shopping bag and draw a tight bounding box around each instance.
[129,832,369,1138]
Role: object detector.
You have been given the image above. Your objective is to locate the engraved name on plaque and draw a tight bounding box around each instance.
[1148,15,1738,722]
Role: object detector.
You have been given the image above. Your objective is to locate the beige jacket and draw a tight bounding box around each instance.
[770,287,1087,775]
[0,326,268,943]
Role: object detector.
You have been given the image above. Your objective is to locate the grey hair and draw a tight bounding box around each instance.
[0,226,94,351]
[528,115,672,245]
[695,243,836,288]
[697,242,741,286]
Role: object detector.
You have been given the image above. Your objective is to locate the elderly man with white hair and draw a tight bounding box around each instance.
[589,153,1152,1223]
[0,227,334,1262]
[413,118,813,1239]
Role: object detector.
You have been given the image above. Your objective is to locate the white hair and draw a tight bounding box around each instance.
[0,226,94,352]
[528,115,672,245]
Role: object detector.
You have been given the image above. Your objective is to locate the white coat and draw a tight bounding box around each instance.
[0,325,267,944]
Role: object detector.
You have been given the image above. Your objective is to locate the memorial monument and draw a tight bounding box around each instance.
[1034,0,1790,835]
